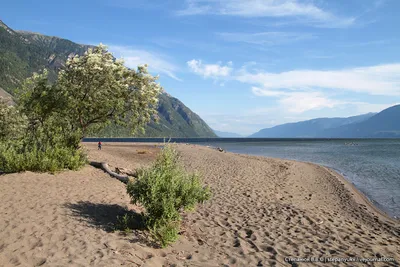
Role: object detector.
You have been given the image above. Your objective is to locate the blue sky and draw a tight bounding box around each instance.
[2,0,400,135]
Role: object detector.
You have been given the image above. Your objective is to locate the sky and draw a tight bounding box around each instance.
[2,0,400,135]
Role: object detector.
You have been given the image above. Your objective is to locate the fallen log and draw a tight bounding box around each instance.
[115,167,137,177]
[90,161,131,184]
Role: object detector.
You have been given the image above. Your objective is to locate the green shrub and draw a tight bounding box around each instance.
[126,144,211,247]
[0,140,87,173]
[148,220,180,247]
[0,97,27,142]
[115,213,138,234]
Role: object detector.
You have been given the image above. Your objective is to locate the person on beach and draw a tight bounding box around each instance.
[98,141,102,150]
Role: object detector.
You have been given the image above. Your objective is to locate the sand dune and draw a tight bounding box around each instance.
[0,143,399,266]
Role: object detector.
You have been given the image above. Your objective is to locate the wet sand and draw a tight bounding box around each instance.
[0,142,399,266]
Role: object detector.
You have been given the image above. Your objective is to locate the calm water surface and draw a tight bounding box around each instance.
[199,139,400,218]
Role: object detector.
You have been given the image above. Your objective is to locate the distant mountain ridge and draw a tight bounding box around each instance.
[251,105,400,138]
[0,19,216,138]
[321,105,400,138]
[213,129,243,138]
[250,113,376,138]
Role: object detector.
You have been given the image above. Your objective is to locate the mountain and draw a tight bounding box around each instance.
[95,93,217,137]
[0,20,216,138]
[213,129,243,138]
[321,105,400,138]
[250,113,375,138]
[0,87,12,98]
[0,20,92,94]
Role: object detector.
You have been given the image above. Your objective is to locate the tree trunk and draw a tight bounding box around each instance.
[89,161,132,184]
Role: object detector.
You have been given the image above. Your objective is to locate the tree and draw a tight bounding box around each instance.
[0,44,162,173]
[16,70,72,147]
[0,97,26,142]
[17,44,162,148]
[57,44,161,143]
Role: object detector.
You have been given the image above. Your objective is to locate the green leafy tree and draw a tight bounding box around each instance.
[16,70,72,147]
[0,97,26,141]
[56,44,161,146]
[1,44,161,172]
[15,44,161,148]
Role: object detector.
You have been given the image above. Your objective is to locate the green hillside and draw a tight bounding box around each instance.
[94,93,217,137]
[250,113,376,138]
[0,21,92,94]
[322,105,400,138]
[0,20,216,138]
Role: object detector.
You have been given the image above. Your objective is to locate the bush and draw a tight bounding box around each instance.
[115,213,140,234]
[0,97,27,142]
[0,140,87,173]
[126,144,211,247]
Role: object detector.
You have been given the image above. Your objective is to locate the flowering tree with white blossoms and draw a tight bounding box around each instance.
[18,44,162,148]
[0,44,162,173]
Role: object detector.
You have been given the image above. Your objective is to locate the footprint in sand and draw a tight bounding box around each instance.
[233,238,241,248]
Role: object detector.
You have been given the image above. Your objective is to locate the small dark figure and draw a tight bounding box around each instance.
[98,141,102,150]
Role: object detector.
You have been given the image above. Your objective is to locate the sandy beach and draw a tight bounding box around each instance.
[0,142,399,266]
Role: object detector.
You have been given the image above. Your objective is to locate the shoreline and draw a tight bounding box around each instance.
[1,142,399,266]
[88,141,398,224]
[195,143,399,222]
[195,144,400,223]
[86,141,399,226]
[320,165,399,224]
[215,146,399,225]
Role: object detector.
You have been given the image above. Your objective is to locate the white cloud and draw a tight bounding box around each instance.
[251,86,400,114]
[251,87,342,113]
[187,60,400,113]
[187,59,233,78]
[251,87,284,97]
[279,92,341,113]
[243,63,400,113]
[238,64,400,96]
[177,0,355,27]
[108,45,181,81]
[217,31,316,46]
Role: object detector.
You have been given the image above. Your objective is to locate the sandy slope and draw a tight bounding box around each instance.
[0,143,399,266]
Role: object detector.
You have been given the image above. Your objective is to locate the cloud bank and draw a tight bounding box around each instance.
[188,60,400,114]
[238,64,400,96]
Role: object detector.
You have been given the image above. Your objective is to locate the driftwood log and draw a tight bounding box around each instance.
[115,167,137,177]
[90,161,136,184]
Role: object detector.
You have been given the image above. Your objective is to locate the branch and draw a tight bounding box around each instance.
[84,106,117,127]
[89,161,133,184]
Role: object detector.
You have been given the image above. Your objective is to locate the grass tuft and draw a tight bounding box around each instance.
[115,213,141,234]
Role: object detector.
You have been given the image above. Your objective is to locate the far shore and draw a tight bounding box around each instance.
[0,142,399,266]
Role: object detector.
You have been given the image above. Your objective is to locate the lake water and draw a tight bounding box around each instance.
[84,138,400,218]
[199,139,400,219]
